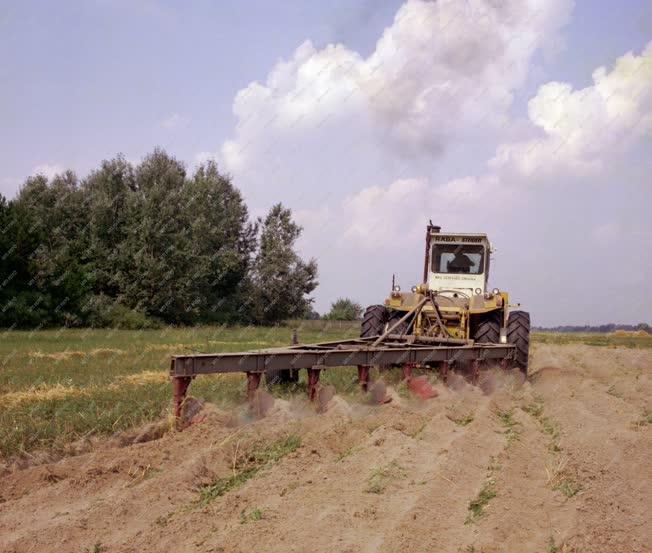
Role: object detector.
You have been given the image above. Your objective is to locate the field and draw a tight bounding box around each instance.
[1,327,651,552]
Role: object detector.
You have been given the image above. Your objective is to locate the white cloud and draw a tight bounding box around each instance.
[31,164,64,180]
[159,113,190,129]
[218,0,573,209]
[490,40,652,177]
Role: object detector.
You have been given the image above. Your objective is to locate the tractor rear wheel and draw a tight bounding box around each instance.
[474,311,502,343]
[507,310,530,375]
[361,305,388,338]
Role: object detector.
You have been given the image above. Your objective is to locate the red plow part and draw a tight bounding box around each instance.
[406,375,439,399]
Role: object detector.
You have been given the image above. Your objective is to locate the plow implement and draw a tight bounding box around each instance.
[169,333,516,420]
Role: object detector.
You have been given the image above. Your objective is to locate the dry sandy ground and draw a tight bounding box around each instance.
[1,344,650,553]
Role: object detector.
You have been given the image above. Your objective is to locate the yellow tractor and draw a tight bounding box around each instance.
[361,223,530,374]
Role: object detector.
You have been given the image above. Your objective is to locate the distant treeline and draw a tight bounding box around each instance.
[0,149,317,328]
[534,323,650,334]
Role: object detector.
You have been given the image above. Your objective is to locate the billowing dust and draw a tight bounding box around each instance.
[1,344,650,552]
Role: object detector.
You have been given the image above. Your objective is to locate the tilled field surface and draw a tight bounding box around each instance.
[1,344,650,552]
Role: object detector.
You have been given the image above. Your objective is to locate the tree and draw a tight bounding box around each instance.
[249,204,318,324]
[117,149,194,323]
[323,298,363,321]
[182,161,257,322]
[83,154,136,299]
[9,171,92,326]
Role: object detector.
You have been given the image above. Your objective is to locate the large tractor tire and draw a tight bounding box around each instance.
[507,310,530,375]
[386,310,412,336]
[361,305,388,338]
[474,311,502,343]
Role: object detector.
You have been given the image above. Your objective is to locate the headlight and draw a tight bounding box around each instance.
[475,288,482,295]
[492,288,500,295]
[411,285,417,293]
[393,285,401,292]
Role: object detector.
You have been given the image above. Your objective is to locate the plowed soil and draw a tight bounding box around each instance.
[1,344,650,552]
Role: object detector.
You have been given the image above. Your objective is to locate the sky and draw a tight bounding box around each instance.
[1,0,651,326]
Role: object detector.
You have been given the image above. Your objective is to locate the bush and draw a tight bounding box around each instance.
[323,298,363,321]
[84,295,162,329]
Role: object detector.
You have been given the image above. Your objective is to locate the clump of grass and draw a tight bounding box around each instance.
[465,480,497,524]
[547,535,558,553]
[521,402,543,418]
[493,408,520,443]
[365,461,406,494]
[240,507,264,523]
[522,400,562,452]
[336,447,355,462]
[196,434,301,506]
[554,479,582,498]
[632,409,652,429]
[546,457,582,498]
[447,412,474,427]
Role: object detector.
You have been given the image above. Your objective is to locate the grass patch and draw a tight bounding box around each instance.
[240,507,264,523]
[465,481,497,524]
[365,461,406,494]
[0,325,357,459]
[522,400,562,452]
[533,332,652,349]
[493,407,520,443]
[196,434,301,506]
[554,478,582,498]
[447,412,474,427]
[632,408,652,429]
[336,447,356,462]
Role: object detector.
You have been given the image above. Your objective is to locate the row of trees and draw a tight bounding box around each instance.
[0,149,318,328]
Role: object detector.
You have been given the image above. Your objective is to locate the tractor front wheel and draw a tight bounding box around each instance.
[507,310,530,376]
[474,311,502,344]
[361,305,388,338]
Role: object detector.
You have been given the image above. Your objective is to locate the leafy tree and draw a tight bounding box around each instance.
[323,298,362,321]
[83,154,136,299]
[117,148,193,323]
[8,171,92,326]
[249,204,318,324]
[182,161,257,322]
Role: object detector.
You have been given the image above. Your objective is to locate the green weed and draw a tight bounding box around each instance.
[465,481,497,524]
[447,412,474,427]
[494,408,520,443]
[240,507,264,523]
[365,461,406,494]
[197,434,301,506]
[554,479,582,498]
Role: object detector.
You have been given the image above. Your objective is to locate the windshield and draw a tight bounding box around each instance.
[431,244,485,275]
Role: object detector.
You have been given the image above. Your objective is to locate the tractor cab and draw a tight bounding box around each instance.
[426,228,491,298]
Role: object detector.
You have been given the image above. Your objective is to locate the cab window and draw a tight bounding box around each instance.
[431,244,485,275]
